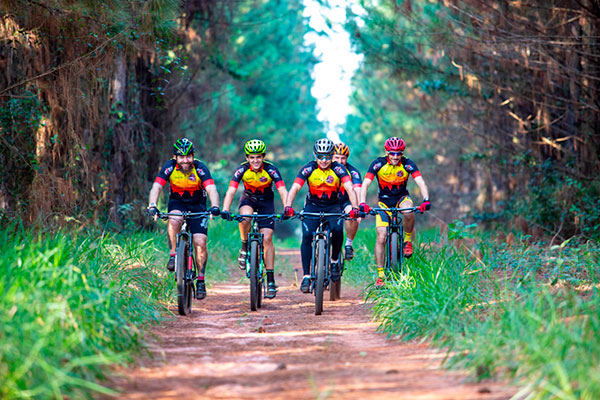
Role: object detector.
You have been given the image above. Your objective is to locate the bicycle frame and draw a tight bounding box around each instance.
[158,211,210,315]
[370,207,419,275]
[300,211,352,315]
[233,213,281,311]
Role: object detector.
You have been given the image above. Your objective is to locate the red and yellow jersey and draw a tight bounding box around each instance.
[154,159,214,204]
[229,161,285,201]
[294,161,350,206]
[365,156,421,199]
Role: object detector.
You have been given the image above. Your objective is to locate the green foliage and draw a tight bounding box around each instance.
[360,226,600,398]
[0,226,173,398]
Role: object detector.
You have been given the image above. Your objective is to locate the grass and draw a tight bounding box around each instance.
[359,225,600,399]
[0,219,237,399]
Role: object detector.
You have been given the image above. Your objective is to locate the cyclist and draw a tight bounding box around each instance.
[284,138,361,294]
[147,138,221,300]
[359,137,430,287]
[221,139,288,299]
[332,142,362,260]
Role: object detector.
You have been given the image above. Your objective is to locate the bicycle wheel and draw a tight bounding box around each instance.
[333,257,344,300]
[315,238,326,315]
[176,239,192,315]
[249,240,260,311]
[389,231,400,277]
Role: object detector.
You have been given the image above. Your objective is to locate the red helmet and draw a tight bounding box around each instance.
[333,142,350,157]
[384,137,405,152]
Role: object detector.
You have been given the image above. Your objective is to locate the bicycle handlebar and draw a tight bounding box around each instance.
[157,211,212,220]
[231,213,284,222]
[297,211,360,220]
[369,207,421,215]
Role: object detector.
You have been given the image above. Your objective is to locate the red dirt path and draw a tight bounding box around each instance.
[106,250,515,399]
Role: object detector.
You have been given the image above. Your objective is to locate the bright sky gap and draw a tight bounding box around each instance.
[303,0,365,144]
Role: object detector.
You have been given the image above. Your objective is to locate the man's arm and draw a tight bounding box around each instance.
[276,185,289,209]
[206,185,220,208]
[148,182,163,206]
[414,176,429,200]
[343,180,359,208]
[222,186,237,212]
[285,183,302,207]
[360,178,373,204]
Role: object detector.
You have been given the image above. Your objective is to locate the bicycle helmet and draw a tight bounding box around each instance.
[173,138,195,156]
[333,142,350,157]
[384,137,405,152]
[313,138,335,156]
[244,139,266,155]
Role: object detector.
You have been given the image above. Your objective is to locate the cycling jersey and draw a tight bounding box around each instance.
[365,156,421,199]
[228,161,285,202]
[338,162,362,204]
[154,159,215,205]
[294,161,350,207]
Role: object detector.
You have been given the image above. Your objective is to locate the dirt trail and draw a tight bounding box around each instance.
[107,250,514,399]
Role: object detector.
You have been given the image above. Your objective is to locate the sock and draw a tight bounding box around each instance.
[345,238,353,246]
[170,252,176,257]
[405,232,412,242]
[266,270,274,283]
[198,274,205,281]
[377,267,385,279]
[241,240,248,251]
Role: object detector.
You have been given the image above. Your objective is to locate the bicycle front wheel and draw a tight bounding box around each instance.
[389,231,401,277]
[176,239,192,315]
[249,240,260,311]
[314,238,326,315]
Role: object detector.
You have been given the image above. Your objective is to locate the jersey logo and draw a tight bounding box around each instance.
[302,167,312,176]
[396,171,404,177]
[351,171,360,179]
[326,176,334,184]
[189,175,197,181]
[259,176,268,183]
[405,164,414,172]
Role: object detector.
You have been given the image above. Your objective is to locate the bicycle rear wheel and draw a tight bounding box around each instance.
[315,238,326,315]
[330,256,343,301]
[176,239,192,315]
[249,240,260,311]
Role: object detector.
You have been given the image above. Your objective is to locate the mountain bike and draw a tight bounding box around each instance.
[158,211,210,315]
[369,207,421,277]
[298,211,354,315]
[231,213,282,311]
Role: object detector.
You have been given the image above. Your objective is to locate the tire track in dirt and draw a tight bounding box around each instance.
[106,250,514,399]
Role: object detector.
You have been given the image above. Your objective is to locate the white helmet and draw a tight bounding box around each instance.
[313,138,335,156]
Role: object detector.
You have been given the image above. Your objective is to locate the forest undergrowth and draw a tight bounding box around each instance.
[0,219,239,399]
[351,222,600,399]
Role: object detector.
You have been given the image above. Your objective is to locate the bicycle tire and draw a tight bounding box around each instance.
[389,231,400,277]
[250,240,260,311]
[315,238,326,315]
[176,239,192,315]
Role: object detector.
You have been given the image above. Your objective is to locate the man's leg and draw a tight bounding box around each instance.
[193,233,208,299]
[399,197,415,258]
[237,204,254,269]
[166,211,183,271]
[343,204,359,260]
[300,214,318,293]
[261,228,278,298]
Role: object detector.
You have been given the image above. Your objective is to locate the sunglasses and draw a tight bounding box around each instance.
[387,151,403,156]
[316,154,333,161]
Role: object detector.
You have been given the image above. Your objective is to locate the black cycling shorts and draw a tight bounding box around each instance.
[167,199,208,235]
[239,196,276,230]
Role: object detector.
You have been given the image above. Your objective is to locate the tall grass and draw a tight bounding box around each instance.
[0,226,172,398]
[360,228,600,399]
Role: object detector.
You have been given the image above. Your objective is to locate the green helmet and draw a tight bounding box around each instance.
[173,138,194,156]
[244,139,266,155]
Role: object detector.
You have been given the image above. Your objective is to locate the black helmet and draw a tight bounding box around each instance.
[313,138,335,156]
[173,138,194,156]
